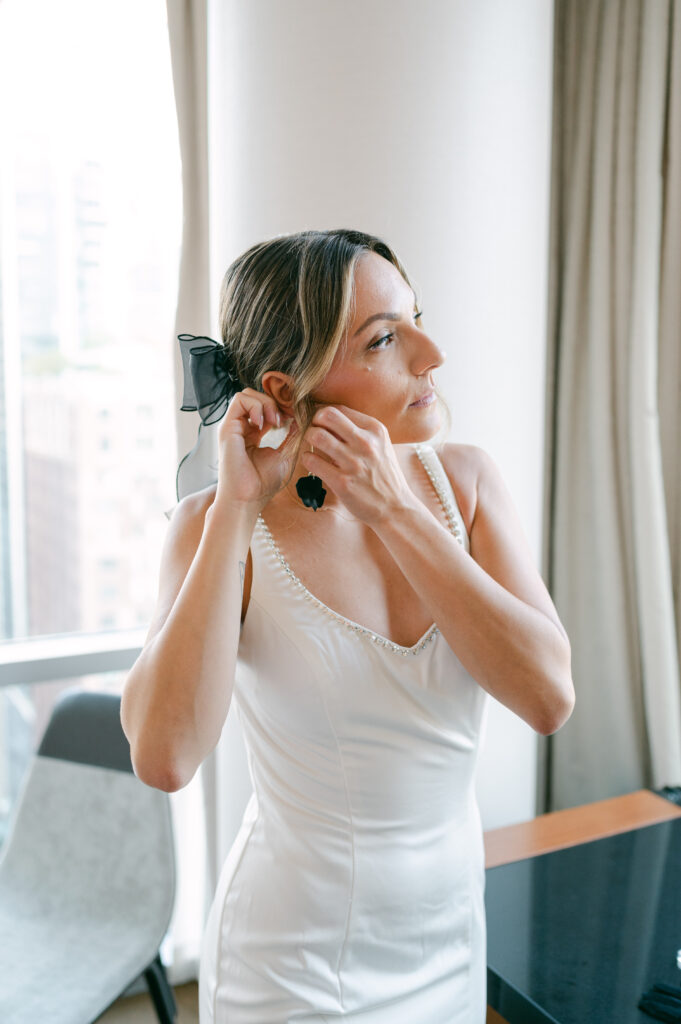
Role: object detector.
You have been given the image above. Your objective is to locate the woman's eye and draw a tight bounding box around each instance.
[369,311,423,351]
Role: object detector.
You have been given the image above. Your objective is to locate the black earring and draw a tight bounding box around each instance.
[296,444,326,509]
[296,473,326,509]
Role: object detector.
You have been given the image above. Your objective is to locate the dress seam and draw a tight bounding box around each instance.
[241,596,355,1011]
[209,786,259,1023]
[313,671,356,1011]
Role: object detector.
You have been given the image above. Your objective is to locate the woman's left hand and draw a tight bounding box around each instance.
[301,405,420,527]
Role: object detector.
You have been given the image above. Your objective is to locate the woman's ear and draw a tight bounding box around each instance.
[260,370,296,417]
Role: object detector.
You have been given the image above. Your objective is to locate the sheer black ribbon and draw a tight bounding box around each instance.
[177,334,242,424]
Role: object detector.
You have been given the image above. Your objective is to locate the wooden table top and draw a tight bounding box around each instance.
[483,788,681,870]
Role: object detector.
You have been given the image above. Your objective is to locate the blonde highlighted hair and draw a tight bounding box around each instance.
[218,228,450,477]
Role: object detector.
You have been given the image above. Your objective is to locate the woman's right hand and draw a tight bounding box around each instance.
[213,387,300,513]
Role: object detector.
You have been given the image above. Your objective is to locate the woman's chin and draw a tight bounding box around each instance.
[389,409,442,445]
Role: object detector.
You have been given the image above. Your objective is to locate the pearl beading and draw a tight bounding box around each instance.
[256,443,466,657]
[413,443,465,545]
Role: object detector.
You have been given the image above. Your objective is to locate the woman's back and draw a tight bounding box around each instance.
[199,441,488,1023]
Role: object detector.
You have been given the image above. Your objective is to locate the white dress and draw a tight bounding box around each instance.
[199,441,488,1023]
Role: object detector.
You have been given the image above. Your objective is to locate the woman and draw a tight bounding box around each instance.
[121,228,574,1023]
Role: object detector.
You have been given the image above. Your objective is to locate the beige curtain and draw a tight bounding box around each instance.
[163,0,213,982]
[543,0,681,811]
[166,0,211,455]
[167,0,220,501]
[165,0,256,983]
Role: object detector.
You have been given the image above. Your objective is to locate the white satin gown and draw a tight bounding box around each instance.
[199,442,488,1022]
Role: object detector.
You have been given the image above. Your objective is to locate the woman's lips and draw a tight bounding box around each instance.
[409,391,435,408]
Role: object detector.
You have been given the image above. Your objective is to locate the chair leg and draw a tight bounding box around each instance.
[144,953,178,1024]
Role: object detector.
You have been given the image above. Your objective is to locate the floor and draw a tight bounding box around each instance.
[97,982,505,1023]
[97,982,199,1023]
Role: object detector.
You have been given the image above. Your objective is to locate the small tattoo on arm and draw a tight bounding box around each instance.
[239,560,246,597]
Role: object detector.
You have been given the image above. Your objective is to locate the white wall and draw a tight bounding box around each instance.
[207,0,554,834]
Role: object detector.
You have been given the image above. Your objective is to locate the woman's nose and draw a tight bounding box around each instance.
[412,329,446,374]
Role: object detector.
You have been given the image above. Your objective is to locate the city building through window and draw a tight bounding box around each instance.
[0,0,182,844]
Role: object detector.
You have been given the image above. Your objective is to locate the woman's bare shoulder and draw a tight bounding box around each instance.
[167,482,253,597]
[429,441,484,537]
[149,485,219,633]
[174,483,253,624]
[146,482,254,644]
[173,483,218,524]
[159,485,222,565]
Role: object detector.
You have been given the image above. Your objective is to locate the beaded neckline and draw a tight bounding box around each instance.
[255,442,465,656]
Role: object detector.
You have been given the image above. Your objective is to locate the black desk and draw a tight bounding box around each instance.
[485,812,681,1023]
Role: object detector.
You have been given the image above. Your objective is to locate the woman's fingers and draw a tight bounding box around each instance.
[298,405,413,525]
[304,409,381,470]
[221,388,286,437]
[303,426,345,468]
[312,403,385,441]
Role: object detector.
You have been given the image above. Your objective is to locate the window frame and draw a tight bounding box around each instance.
[0,630,144,687]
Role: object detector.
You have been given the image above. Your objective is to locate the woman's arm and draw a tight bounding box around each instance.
[121,386,295,793]
[120,490,257,792]
[371,444,574,735]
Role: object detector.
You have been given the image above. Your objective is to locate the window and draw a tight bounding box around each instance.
[0,0,182,642]
[0,0,182,852]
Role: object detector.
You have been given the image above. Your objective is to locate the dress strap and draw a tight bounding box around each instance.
[413,443,470,553]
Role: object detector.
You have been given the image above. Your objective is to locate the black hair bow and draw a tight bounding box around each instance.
[178,334,242,425]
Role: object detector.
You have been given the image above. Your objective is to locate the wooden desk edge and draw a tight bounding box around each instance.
[483,788,681,870]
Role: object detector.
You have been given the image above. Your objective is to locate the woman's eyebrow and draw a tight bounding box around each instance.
[353,311,400,337]
[353,292,419,337]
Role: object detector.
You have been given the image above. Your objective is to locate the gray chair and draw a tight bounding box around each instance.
[0,688,177,1024]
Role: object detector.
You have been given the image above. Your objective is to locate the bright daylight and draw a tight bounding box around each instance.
[1,3,680,1024]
